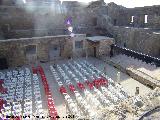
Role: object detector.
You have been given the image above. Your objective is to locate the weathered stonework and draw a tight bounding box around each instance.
[112,26,160,57]
[0,34,114,68]
[86,37,115,58]
[0,35,74,67]
[0,0,160,65]
[98,38,115,57]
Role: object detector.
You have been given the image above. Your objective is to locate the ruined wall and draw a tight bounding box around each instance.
[0,0,117,39]
[72,34,86,57]
[113,26,160,58]
[62,1,101,36]
[1,1,160,39]
[86,37,115,58]
[110,5,160,28]
[98,38,115,57]
[0,1,101,39]
[92,2,160,58]
[0,34,79,67]
[0,1,65,39]
[127,6,160,28]
[0,0,16,5]
[0,6,34,39]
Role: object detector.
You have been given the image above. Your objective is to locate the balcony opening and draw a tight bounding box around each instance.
[144,15,148,23]
[131,16,134,23]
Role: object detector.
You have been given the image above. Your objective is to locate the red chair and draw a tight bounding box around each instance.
[69,84,75,92]
[85,81,94,90]
[49,111,58,120]
[48,100,54,105]
[77,83,85,90]
[47,96,53,101]
[49,108,58,116]
[48,105,56,110]
[85,81,90,84]
[14,116,21,120]
[88,83,94,90]
[32,66,38,74]
[36,66,58,119]
[0,99,5,110]
[49,107,57,113]
[45,88,50,94]
[46,92,52,96]
[101,78,108,86]
[0,87,7,94]
[59,86,67,94]
[43,81,48,86]
[48,102,55,108]
[93,80,101,89]
[0,79,4,84]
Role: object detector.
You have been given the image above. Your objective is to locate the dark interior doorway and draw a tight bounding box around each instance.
[0,0,2,5]
[94,47,96,57]
[0,58,8,70]
[159,48,160,58]
[92,17,97,26]
[25,45,37,64]
[114,19,117,26]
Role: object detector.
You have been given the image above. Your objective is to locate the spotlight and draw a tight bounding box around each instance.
[23,0,26,4]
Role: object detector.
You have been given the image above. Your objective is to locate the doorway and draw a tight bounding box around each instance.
[114,19,117,26]
[94,47,97,57]
[25,45,37,64]
[0,58,8,70]
[49,45,60,61]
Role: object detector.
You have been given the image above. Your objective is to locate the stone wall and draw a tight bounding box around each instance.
[0,0,106,39]
[110,5,160,28]
[0,2,65,39]
[0,35,77,67]
[113,26,160,58]
[86,37,115,58]
[0,0,160,59]
[98,38,115,57]
[72,34,86,57]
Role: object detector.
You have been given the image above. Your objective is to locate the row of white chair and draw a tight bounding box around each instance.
[56,65,98,119]
[33,74,45,118]
[0,68,32,118]
[62,64,107,110]
[66,62,113,107]
[73,61,127,104]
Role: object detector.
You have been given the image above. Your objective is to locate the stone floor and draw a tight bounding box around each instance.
[0,57,157,120]
[40,57,153,119]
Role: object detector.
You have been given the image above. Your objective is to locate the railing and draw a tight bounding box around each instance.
[112,44,160,67]
[139,106,160,120]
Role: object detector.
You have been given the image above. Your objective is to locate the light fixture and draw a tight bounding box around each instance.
[23,0,26,4]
